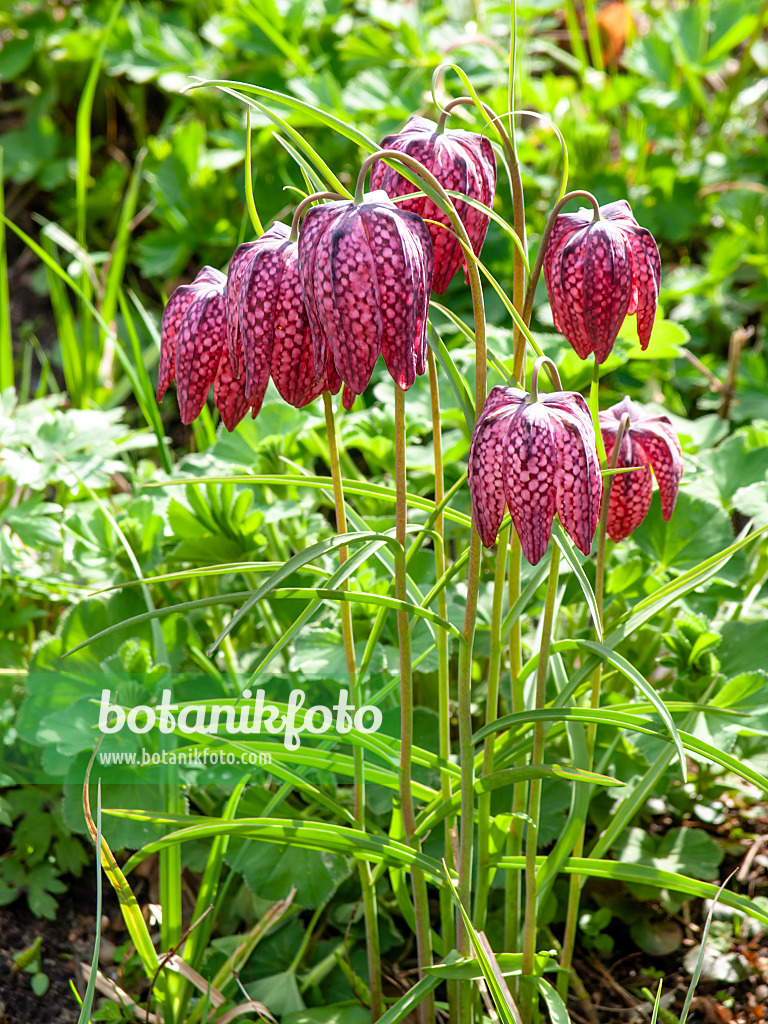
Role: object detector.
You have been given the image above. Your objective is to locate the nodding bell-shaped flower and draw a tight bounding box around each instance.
[543,199,661,363]
[158,266,251,432]
[370,115,496,294]
[599,397,683,542]
[298,190,433,404]
[469,359,603,565]
[227,223,341,414]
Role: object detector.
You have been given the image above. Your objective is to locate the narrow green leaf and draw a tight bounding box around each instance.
[496,856,768,929]
[426,324,475,431]
[443,868,518,1024]
[63,593,252,657]
[122,818,447,883]
[551,523,602,641]
[536,977,570,1024]
[185,79,378,152]
[415,763,622,837]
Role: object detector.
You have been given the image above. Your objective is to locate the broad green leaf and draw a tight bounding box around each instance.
[631,492,736,573]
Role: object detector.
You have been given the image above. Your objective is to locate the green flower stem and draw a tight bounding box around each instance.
[589,357,608,466]
[557,412,629,1000]
[474,522,510,931]
[504,530,525,958]
[244,107,264,237]
[323,391,383,1021]
[394,384,434,1024]
[522,190,601,331]
[428,348,458,1024]
[520,541,561,1024]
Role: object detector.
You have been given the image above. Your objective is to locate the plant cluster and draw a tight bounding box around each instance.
[2,3,768,1024]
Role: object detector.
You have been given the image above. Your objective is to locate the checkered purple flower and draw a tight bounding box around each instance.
[158,266,250,431]
[600,397,683,541]
[543,200,661,363]
[227,224,341,413]
[298,191,433,405]
[469,383,602,565]
[370,115,496,294]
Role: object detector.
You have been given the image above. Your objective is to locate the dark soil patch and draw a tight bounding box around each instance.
[0,879,98,1024]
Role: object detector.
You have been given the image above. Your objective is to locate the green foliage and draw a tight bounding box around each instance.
[3,1,768,1023]
[0,787,86,918]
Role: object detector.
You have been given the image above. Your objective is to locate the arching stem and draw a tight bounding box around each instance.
[522,190,601,329]
[290,191,344,241]
[529,354,563,402]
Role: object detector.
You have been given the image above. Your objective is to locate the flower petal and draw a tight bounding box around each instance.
[268,245,322,406]
[503,401,558,565]
[582,222,633,363]
[298,201,347,375]
[469,387,522,547]
[624,226,661,349]
[226,242,257,378]
[546,398,602,556]
[361,201,433,390]
[175,268,227,425]
[553,232,593,359]
[158,287,188,401]
[327,208,384,393]
[238,246,284,408]
[632,418,683,520]
[213,346,250,431]
[601,430,652,542]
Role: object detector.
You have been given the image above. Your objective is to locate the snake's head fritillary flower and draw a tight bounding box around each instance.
[469,365,603,565]
[370,115,496,293]
[227,224,341,413]
[543,200,661,363]
[600,397,683,541]
[158,266,250,431]
[298,191,433,404]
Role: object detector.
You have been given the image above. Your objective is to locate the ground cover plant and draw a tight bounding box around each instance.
[2,1,768,1023]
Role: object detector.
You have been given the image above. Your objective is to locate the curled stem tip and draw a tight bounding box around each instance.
[523,189,603,328]
[289,190,343,241]
[529,355,562,402]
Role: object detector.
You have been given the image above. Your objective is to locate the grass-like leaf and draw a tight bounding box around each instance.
[495,855,768,929]
[121,818,448,883]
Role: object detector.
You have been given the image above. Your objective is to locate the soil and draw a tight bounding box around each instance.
[0,885,97,1024]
